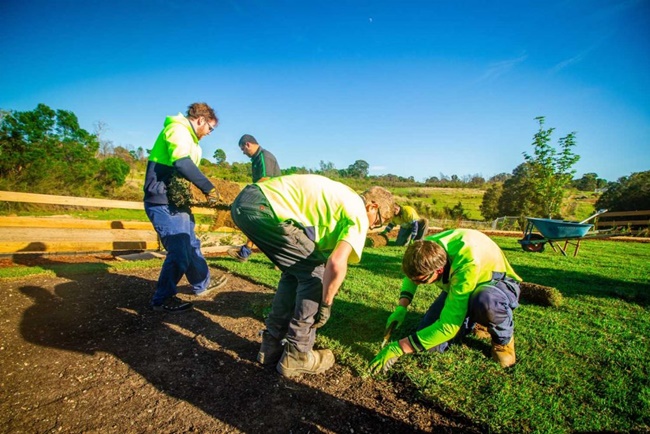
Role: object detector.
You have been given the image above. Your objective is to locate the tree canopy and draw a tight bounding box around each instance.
[595,171,650,211]
[480,117,581,221]
[0,104,127,196]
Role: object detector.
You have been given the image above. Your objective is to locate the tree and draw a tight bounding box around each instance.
[213,148,226,165]
[488,173,511,183]
[573,172,606,192]
[346,160,369,178]
[96,157,130,192]
[444,201,469,220]
[497,163,545,218]
[480,183,503,220]
[595,171,650,211]
[0,104,100,195]
[521,117,580,218]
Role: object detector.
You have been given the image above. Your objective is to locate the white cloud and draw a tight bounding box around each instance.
[475,54,528,83]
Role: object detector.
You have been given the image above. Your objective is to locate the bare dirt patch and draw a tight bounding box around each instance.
[0,255,480,433]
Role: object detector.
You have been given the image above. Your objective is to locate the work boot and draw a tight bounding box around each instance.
[276,342,335,378]
[472,323,491,340]
[257,330,284,366]
[150,296,193,314]
[492,336,516,368]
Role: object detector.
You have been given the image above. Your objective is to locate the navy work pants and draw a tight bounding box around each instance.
[418,272,520,352]
[145,203,211,305]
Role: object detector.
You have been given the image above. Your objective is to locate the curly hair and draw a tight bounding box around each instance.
[186,102,218,124]
[360,186,394,224]
[401,240,447,279]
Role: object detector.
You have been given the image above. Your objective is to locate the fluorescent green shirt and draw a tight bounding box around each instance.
[400,229,521,350]
[257,174,368,263]
[388,205,419,226]
[148,113,202,166]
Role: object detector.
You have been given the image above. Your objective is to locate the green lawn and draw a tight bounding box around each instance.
[2,236,647,432]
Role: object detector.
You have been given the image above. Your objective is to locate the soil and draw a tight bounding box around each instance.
[0,254,481,434]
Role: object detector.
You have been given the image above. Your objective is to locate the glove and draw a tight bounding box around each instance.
[312,302,332,329]
[369,341,404,374]
[386,305,407,331]
[205,188,220,206]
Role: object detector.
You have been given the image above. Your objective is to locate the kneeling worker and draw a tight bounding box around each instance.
[370,229,521,374]
[381,204,428,246]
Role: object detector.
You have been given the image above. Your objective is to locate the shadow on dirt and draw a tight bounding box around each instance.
[13,252,478,433]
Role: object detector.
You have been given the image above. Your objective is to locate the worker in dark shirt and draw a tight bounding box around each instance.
[228,134,281,262]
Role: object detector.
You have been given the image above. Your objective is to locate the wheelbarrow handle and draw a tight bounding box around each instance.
[579,209,608,224]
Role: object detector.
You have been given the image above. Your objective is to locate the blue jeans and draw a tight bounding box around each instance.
[145,203,211,305]
[418,272,520,352]
[231,185,327,352]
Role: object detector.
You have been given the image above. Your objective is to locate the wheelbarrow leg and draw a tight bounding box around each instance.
[551,240,567,256]
[548,240,564,255]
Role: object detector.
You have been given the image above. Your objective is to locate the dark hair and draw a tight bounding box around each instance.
[402,240,447,279]
[186,102,218,124]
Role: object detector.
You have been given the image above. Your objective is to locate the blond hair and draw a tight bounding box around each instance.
[360,186,394,223]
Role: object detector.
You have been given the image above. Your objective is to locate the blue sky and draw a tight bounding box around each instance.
[1,0,648,183]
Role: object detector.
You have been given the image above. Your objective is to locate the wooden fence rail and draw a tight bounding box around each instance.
[0,190,219,255]
[594,210,650,234]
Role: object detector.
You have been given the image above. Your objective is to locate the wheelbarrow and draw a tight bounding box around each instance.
[518,209,609,257]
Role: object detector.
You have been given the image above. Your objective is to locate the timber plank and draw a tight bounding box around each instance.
[0,227,159,254]
[0,191,216,215]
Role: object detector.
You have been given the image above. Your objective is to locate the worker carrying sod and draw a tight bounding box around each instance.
[230,175,394,377]
[381,203,429,246]
[370,229,521,374]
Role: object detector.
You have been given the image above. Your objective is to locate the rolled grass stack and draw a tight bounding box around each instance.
[366,233,389,247]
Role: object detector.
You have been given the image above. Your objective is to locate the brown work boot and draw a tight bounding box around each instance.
[492,336,516,368]
[472,323,491,340]
[276,343,335,378]
[257,330,284,366]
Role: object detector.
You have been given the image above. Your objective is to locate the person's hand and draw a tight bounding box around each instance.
[386,305,407,331]
[312,302,332,329]
[205,188,220,206]
[369,341,404,374]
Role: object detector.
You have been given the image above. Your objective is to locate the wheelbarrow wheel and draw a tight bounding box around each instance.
[521,233,546,252]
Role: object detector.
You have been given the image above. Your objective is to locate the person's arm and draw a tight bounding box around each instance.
[174,157,214,194]
[409,220,419,242]
[321,240,353,305]
[265,152,281,177]
[407,265,477,352]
